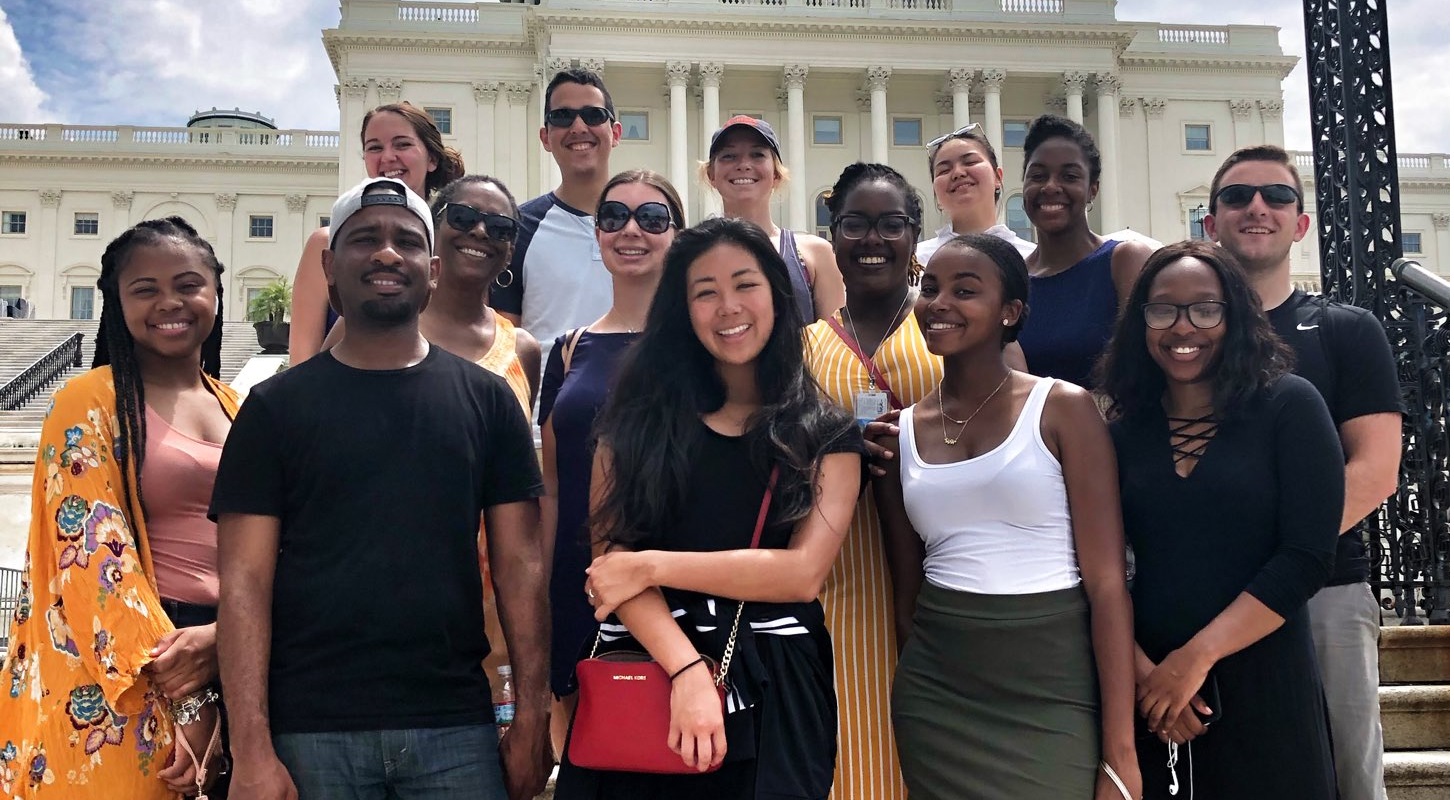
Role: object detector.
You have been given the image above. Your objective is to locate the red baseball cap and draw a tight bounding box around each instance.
[709,115,781,158]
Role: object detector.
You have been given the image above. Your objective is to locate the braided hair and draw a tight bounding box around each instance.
[93,217,226,529]
[825,162,926,283]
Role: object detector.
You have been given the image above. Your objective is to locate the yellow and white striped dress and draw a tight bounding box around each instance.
[805,310,942,800]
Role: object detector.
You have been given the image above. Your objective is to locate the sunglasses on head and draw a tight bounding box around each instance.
[1212,183,1300,212]
[925,122,983,151]
[596,201,676,235]
[544,106,614,128]
[443,204,519,242]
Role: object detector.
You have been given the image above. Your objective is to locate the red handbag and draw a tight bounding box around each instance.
[568,467,778,775]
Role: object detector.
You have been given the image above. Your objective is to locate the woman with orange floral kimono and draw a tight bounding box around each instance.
[0,217,238,799]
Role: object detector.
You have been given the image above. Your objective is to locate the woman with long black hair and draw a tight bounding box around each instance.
[0,218,237,798]
[1101,240,1341,798]
[554,218,864,799]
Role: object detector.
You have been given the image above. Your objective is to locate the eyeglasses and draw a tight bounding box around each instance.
[1142,301,1228,330]
[544,106,614,128]
[834,213,916,241]
[596,201,676,235]
[1211,183,1300,212]
[925,122,983,151]
[442,204,519,242]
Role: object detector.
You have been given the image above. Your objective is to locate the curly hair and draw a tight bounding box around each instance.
[360,102,466,197]
[93,217,226,530]
[826,162,926,283]
[591,218,855,550]
[1097,240,1291,420]
[1023,114,1102,187]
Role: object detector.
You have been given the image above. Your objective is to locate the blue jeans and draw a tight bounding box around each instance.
[273,724,507,800]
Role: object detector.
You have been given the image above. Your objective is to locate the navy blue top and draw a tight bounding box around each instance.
[538,330,638,696]
[1019,238,1120,389]
[779,228,816,325]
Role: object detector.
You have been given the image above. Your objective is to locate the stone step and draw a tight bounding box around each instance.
[1382,685,1451,750]
[1385,750,1450,800]
[1381,626,1451,684]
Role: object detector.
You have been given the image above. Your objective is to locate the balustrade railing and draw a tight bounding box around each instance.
[0,567,20,653]
[0,124,340,151]
[0,333,83,411]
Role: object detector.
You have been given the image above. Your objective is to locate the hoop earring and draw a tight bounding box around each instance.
[1087,200,1095,213]
[495,269,515,289]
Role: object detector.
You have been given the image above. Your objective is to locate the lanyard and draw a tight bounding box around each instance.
[825,315,905,411]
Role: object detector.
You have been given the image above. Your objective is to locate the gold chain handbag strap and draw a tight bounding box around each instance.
[587,465,780,684]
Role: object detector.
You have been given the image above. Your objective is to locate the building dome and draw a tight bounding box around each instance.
[186,107,277,130]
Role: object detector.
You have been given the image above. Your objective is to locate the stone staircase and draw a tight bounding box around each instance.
[1382,625,1450,799]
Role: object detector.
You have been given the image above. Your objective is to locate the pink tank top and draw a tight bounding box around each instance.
[142,405,225,605]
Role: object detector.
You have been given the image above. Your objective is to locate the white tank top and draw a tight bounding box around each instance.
[899,376,1081,595]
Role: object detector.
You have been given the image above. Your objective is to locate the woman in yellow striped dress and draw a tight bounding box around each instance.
[805,163,940,799]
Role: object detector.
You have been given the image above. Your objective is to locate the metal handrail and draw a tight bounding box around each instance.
[1392,258,1450,310]
[0,332,84,411]
[0,566,21,653]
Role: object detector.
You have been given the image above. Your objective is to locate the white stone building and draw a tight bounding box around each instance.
[0,0,1447,322]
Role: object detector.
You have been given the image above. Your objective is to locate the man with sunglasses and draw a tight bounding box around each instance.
[1205,144,1401,800]
[490,68,622,357]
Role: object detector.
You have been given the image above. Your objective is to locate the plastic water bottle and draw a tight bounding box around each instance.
[494,665,515,736]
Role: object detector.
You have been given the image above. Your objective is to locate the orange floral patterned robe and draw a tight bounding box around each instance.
[0,366,239,798]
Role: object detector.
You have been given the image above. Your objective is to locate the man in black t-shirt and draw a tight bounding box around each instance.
[1206,146,1402,800]
[213,178,550,800]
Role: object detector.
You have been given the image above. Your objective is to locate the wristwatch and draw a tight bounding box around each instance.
[170,687,219,726]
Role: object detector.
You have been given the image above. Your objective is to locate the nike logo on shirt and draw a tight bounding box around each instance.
[1297,322,1320,330]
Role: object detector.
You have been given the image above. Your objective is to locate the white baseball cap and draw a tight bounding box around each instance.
[328,177,434,250]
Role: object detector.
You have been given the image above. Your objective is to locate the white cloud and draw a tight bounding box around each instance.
[28,0,340,131]
[0,7,53,122]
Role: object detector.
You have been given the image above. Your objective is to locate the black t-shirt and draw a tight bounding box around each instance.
[210,346,544,733]
[1267,289,1403,585]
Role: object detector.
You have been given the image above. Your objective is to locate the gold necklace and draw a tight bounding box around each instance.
[938,372,1011,446]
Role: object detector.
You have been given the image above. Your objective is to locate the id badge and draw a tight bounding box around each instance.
[854,389,890,427]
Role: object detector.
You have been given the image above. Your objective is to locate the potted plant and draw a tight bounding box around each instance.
[247,278,292,354]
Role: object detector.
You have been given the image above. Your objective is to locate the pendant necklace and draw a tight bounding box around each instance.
[938,372,1011,446]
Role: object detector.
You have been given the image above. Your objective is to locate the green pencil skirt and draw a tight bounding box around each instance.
[892,582,1100,799]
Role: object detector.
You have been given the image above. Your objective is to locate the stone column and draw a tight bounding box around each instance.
[867,66,892,163]
[110,191,135,238]
[1094,74,1122,232]
[1433,213,1450,276]
[1230,100,1255,148]
[666,61,693,223]
[1258,99,1285,147]
[699,63,725,220]
[214,193,238,291]
[980,69,1006,154]
[505,82,534,199]
[38,189,63,318]
[340,79,371,191]
[948,68,974,130]
[375,78,402,106]
[783,64,809,232]
[286,194,309,256]
[473,82,499,176]
[1062,71,1088,125]
[1140,97,1167,235]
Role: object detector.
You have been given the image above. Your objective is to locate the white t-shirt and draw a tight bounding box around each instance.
[916,223,1037,265]
[490,192,613,350]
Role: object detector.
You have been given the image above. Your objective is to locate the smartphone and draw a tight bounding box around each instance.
[1194,673,1222,725]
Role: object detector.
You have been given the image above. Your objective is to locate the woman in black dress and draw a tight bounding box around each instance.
[555,218,864,800]
[1099,240,1342,798]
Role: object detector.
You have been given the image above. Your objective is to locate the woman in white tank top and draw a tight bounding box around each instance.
[873,232,1139,800]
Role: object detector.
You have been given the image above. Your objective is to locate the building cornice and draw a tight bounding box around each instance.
[1120,55,1298,79]
[0,154,340,172]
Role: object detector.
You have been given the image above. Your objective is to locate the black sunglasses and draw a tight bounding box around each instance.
[1142,301,1228,330]
[596,201,676,235]
[1212,183,1300,212]
[544,106,614,128]
[443,204,519,242]
[834,213,916,241]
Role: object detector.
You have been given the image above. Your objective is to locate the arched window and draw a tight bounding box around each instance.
[815,190,833,239]
[1005,194,1034,242]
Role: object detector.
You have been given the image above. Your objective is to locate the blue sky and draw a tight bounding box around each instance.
[0,0,1448,153]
